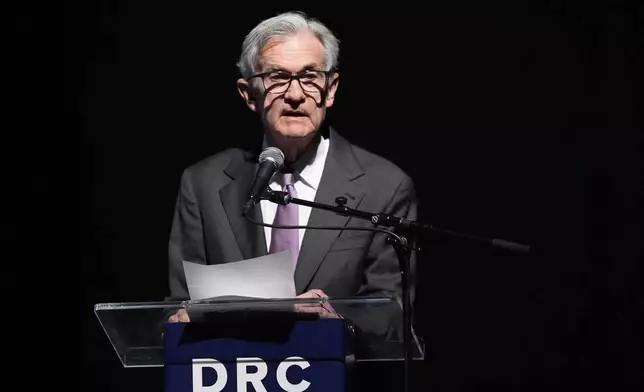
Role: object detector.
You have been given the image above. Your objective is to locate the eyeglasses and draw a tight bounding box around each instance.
[249,69,330,94]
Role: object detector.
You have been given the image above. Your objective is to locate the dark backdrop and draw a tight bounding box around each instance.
[63,1,644,390]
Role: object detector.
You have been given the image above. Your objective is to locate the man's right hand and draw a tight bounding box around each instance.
[167,309,190,322]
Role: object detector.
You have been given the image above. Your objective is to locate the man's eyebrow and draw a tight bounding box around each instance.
[262,63,322,73]
[299,63,321,71]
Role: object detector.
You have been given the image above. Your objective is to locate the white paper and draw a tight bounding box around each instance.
[182,251,296,300]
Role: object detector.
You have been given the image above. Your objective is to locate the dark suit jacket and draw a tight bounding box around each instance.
[167,128,419,317]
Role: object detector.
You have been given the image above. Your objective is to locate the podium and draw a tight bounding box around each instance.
[95,295,425,391]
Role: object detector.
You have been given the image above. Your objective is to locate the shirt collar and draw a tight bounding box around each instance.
[262,133,329,191]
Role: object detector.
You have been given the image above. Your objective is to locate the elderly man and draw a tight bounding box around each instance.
[167,11,418,323]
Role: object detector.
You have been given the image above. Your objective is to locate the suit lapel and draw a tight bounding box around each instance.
[294,129,366,293]
[219,150,268,261]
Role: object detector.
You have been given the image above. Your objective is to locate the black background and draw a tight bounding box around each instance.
[33,0,644,390]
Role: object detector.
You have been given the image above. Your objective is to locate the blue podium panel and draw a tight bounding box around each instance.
[164,319,349,392]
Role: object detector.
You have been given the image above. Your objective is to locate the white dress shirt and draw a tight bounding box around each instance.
[260,135,330,250]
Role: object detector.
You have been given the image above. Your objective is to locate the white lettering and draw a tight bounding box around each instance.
[192,358,227,392]
[190,357,312,391]
[276,356,311,392]
[236,357,268,392]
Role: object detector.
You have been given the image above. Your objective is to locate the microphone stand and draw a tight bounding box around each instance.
[262,189,531,392]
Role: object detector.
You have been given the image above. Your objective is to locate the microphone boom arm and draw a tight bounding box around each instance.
[261,188,531,392]
[264,189,531,253]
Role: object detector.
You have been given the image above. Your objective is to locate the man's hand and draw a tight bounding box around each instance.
[167,309,190,322]
[295,289,341,319]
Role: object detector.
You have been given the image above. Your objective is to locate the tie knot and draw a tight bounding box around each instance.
[281,172,295,186]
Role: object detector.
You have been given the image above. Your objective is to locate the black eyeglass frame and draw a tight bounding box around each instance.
[248,69,335,94]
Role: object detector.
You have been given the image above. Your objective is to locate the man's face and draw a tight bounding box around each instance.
[238,31,338,145]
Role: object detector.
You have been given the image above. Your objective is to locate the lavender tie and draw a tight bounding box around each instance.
[269,173,299,265]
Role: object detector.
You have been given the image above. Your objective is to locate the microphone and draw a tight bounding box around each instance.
[242,147,285,215]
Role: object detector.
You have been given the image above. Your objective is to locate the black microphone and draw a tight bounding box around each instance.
[242,147,285,215]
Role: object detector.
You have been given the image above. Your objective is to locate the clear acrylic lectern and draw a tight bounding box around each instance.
[94,295,425,368]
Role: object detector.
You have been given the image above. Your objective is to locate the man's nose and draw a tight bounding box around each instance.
[284,79,306,101]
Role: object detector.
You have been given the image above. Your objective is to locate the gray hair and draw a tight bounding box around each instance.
[236,11,339,79]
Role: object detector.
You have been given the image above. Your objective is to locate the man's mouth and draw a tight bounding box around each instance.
[283,111,307,117]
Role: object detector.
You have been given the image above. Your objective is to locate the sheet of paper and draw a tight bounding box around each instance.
[182,251,296,300]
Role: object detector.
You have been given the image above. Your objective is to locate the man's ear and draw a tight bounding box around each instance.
[325,72,339,108]
[237,78,257,112]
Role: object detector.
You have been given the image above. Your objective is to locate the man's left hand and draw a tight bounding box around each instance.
[295,289,341,319]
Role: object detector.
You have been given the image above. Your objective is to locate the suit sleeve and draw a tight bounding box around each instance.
[167,168,207,301]
[358,174,419,304]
